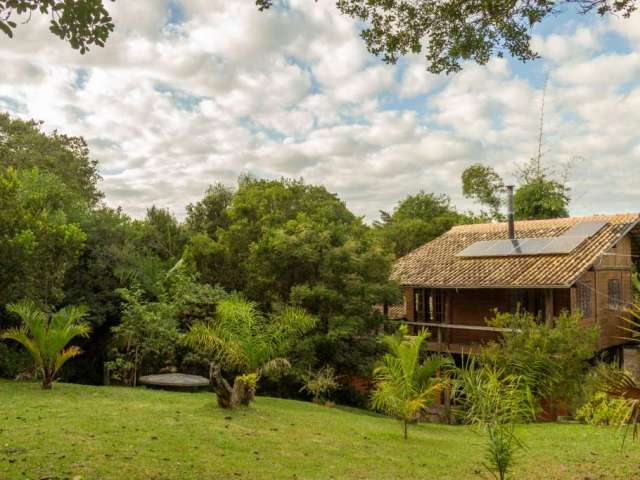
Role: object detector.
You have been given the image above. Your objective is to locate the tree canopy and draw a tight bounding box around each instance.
[375,191,475,257]
[258,0,637,73]
[0,0,114,53]
[461,160,571,221]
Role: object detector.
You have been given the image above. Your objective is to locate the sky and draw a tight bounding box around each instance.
[0,1,639,221]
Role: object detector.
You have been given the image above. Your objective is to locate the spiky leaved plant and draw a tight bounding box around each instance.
[454,360,535,480]
[2,300,91,389]
[185,295,316,408]
[370,325,449,439]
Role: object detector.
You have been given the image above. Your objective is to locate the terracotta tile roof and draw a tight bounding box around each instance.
[392,213,640,288]
[374,303,406,320]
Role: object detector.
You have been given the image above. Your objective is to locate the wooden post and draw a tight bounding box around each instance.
[545,289,554,327]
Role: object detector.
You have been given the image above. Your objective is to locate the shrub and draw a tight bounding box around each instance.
[577,392,629,427]
[105,288,179,386]
[300,365,339,404]
[483,310,598,416]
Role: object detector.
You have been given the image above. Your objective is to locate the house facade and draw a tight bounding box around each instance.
[388,213,640,355]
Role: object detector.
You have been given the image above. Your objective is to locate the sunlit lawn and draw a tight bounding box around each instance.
[1,380,639,479]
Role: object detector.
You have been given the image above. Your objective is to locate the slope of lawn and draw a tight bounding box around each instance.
[0,380,639,480]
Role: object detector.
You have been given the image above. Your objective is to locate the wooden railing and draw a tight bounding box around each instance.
[391,321,516,353]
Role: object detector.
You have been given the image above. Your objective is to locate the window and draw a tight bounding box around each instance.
[577,282,592,318]
[608,279,621,310]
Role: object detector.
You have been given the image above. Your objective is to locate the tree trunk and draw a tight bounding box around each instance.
[403,420,408,440]
[41,368,53,390]
[209,363,234,408]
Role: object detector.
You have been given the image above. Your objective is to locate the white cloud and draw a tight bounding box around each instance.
[0,2,638,221]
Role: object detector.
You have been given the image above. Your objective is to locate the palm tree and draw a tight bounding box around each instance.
[1,300,91,389]
[185,295,316,408]
[370,326,449,439]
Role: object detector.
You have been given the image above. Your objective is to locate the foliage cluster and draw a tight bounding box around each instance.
[482,310,598,415]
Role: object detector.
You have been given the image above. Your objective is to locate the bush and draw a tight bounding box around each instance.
[577,392,629,427]
[300,365,339,404]
[0,343,32,378]
[483,310,598,417]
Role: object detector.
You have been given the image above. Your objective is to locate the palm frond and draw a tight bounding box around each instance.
[55,346,83,372]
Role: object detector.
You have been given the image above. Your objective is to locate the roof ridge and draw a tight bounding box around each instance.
[449,212,640,233]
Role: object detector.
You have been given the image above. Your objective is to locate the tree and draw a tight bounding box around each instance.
[258,1,637,73]
[184,177,400,394]
[375,191,475,257]
[138,206,187,265]
[461,160,571,221]
[454,361,536,480]
[105,287,179,387]
[0,167,87,307]
[370,326,448,439]
[0,0,114,53]
[185,295,316,408]
[462,164,505,221]
[185,183,234,239]
[0,113,102,206]
[1,300,91,389]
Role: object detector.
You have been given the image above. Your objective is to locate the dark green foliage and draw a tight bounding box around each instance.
[184,177,399,399]
[185,183,234,238]
[376,191,476,257]
[0,167,87,307]
[513,175,570,220]
[260,1,637,73]
[0,0,114,53]
[0,343,32,378]
[0,113,102,205]
[105,287,180,386]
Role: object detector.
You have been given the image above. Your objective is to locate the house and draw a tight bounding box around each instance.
[388,212,640,357]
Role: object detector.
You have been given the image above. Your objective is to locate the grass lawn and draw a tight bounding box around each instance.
[1,381,639,479]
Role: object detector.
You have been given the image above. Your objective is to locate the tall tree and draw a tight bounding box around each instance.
[0,114,102,206]
[461,160,570,221]
[0,0,114,53]
[258,0,637,73]
[184,176,399,384]
[185,183,234,239]
[376,191,474,257]
[0,167,87,307]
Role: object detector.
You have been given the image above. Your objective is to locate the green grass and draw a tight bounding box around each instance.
[1,380,639,480]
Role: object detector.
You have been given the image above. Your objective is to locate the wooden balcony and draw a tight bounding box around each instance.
[393,321,515,354]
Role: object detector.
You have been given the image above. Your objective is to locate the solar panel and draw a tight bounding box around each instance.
[456,221,609,258]
[540,236,584,254]
[562,221,607,238]
[510,238,555,255]
[457,240,495,257]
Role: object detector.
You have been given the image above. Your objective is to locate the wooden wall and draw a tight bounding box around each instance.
[400,232,637,352]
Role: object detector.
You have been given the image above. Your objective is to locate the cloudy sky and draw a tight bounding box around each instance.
[1,1,639,220]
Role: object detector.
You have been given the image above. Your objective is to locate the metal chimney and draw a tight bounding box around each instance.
[506,185,515,239]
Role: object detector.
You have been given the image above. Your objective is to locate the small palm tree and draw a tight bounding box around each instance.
[370,326,448,439]
[1,300,91,389]
[185,295,316,408]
